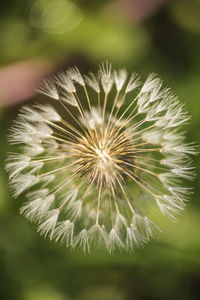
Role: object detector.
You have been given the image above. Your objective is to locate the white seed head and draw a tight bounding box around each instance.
[10,174,39,198]
[53,220,74,245]
[67,67,85,86]
[99,62,113,93]
[37,209,59,239]
[84,72,100,93]
[20,192,55,222]
[114,69,127,92]
[6,63,197,252]
[34,104,61,122]
[36,78,59,100]
[125,73,140,93]
[59,90,78,106]
[55,72,76,93]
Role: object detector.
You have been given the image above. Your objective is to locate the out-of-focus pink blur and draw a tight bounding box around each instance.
[0,59,53,106]
[115,0,169,22]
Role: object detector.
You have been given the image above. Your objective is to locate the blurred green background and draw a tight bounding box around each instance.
[0,0,200,299]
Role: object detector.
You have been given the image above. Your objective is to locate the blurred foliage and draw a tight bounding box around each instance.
[0,0,200,299]
[170,0,200,34]
[0,0,148,65]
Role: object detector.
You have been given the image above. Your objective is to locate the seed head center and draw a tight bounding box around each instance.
[75,127,135,188]
[95,146,114,174]
[96,147,110,163]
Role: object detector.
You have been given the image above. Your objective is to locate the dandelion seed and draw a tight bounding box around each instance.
[84,72,100,93]
[10,174,39,198]
[125,73,141,93]
[36,78,59,100]
[6,154,31,179]
[73,229,90,252]
[53,220,74,246]
[55,72,76,93]
[67,67,85,86]
[126,225,145,249]
[99,61,113,93]
[107,228,125,253]
[114,69,127,92]
[6,63,197,252]
[38,209,59,239]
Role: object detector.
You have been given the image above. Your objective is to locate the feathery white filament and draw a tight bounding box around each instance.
[7,63,196,253]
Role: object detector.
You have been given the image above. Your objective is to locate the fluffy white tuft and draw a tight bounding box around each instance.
[6,64,197,253]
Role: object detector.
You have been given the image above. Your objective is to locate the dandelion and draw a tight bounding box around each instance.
[6,63,197,252]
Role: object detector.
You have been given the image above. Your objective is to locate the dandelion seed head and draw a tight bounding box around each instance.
[7,63,197,252]
[74,124,134,190]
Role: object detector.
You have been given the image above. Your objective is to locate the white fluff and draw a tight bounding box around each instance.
[6,64,196,252]
[37,209,59,239]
